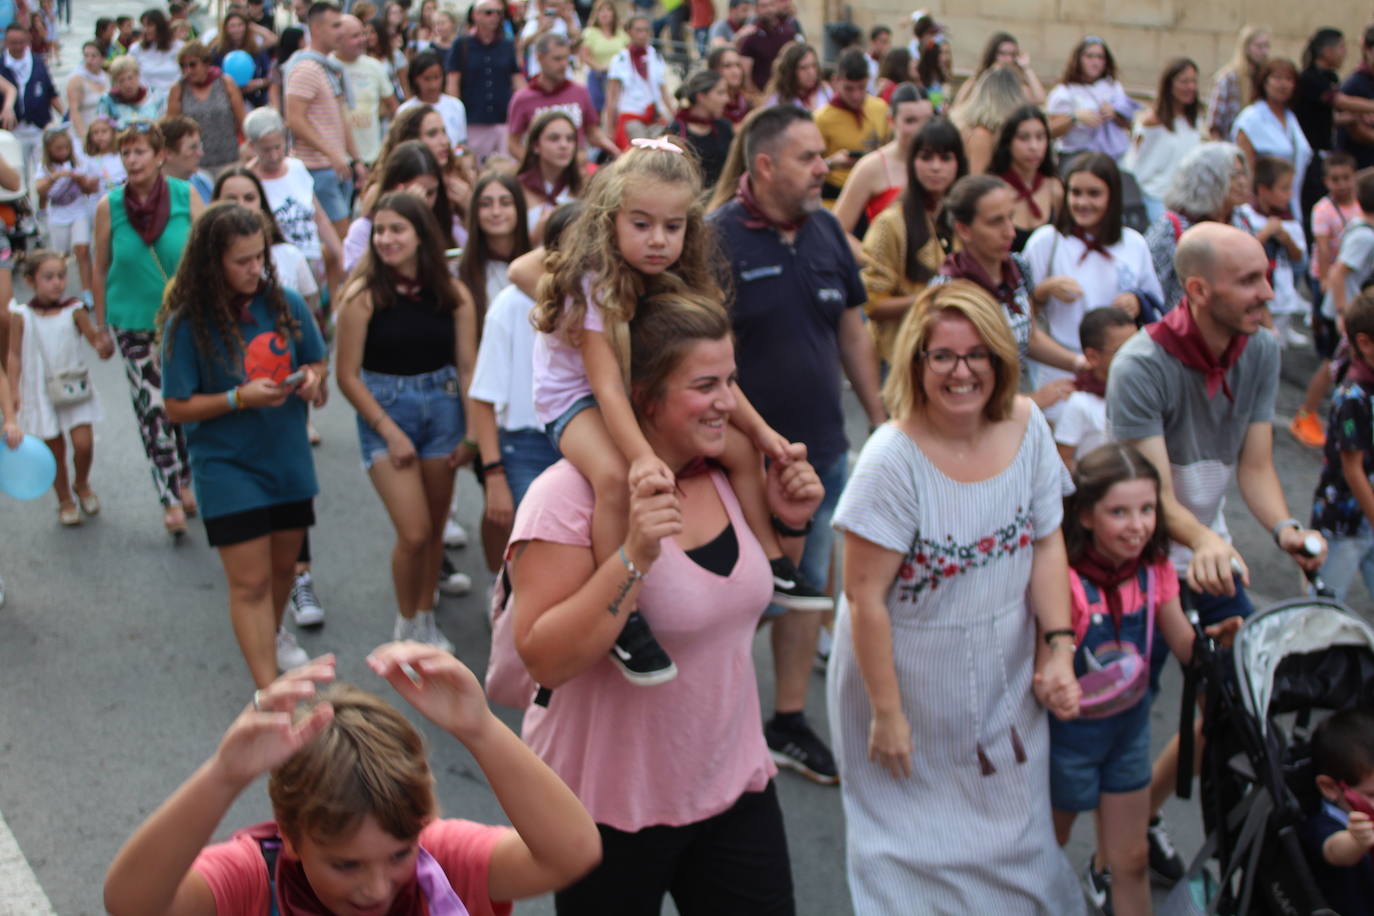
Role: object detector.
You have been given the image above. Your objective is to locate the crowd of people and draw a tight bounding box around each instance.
[0,0,1371,913]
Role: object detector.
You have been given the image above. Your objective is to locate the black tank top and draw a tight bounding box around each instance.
[361,288,456,375]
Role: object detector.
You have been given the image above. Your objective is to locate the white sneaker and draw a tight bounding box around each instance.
[416,610,454,652]
[438,554,472,595]
[443,517,468,548]
[275,627,309,671]
[288,571,325,627]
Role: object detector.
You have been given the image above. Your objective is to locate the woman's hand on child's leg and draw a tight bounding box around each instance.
[367,642,496,746]
[212,656,337,789]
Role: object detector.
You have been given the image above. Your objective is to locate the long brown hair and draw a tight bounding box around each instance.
[900,117,966,284]
[516,110,584,199]
[763,43,819,105]
[1153,58,1200,131]
[355,192,463,315]
[1062,444,1170,567]
[159,201,299,373]
[459,171,531,333]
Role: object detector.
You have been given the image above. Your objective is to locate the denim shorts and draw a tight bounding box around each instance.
[500,427,562,507]
[309,166,354,223]
[1049,697,1152,811]
[544,393,598,452]
[356,366,465,469]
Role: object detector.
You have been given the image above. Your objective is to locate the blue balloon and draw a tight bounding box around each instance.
[223,50,256,88]
[0,435,55,500]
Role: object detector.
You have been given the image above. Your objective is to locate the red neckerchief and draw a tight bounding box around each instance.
[388,267,422,298]
[531,75,568,95]
[123,174,170,245]
[1073,545,1140,631]
[27,295,81,314]
[276,854,425,916]
[1072,226,1111,263]
[735,173,806,233]
[518,167,565,202]
[1345,353,1374,389]
[939,249,1023,315]
[188,65,223,89]
[723,90,750,124]
[1255,198,1293,220]
[675,109,718,130]
[627,44,648,80]
[1074,370,1106,397]
[829,92,866,128]
[111,84,149,105]
[1002,169,1044,221]
[1146,299,1250,401]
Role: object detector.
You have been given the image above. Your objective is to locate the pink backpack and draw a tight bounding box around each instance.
[1067,565,1157,719]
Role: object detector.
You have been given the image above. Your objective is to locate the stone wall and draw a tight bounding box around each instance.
[807,0,1358,95]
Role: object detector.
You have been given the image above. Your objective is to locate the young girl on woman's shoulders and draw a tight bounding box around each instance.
[1052,444,1240,916]
[532,137,831,685]
[7,250,114,526]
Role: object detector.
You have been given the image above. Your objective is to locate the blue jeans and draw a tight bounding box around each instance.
[1318,526,1374,603]
[765,453,848,617]
[355,366,465,469]
[500,427,562,507]
[587,69,608,113]
[309,166,354,223]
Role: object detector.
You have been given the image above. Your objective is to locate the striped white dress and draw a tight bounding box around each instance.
[827,410,1083,915]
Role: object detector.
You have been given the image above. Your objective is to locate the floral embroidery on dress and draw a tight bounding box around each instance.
[894,506,1035,600]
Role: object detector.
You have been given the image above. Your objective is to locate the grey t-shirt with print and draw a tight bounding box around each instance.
[1106,325,1280,572]
[1321,218,1374,319]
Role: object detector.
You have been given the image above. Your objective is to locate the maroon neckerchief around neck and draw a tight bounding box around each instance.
[1002,169,1044,221]
[1146,299,1249,401]
[735,173,806,233]
[723,90,750,123]
[389,267,422,298]
[1072,225,1111,263]
[1074,370,1106,397]
[123,173,170,246]
[829,92,866,128]
[531,74,568,95]
[1255,198,1293,220]
[675,108,718,130]
[939,249,1023,315]
[628,43,648,80]
[518,167,565,202]
[1073,545,1140,631]
[111,83,149,105]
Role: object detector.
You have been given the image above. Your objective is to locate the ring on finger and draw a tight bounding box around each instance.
[252,689,266,712]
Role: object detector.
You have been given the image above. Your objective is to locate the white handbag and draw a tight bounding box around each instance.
[32,306,92,407]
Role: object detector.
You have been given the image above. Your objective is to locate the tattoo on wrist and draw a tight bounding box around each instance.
[607,571,638,617]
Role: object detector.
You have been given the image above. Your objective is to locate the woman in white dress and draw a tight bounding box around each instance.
[828,279,1082,914]
[1022,152,1163,421]
[65,41,110,141]
[129,9,185,95]
[1125,57,1203,224]
[1232,57,1311,219]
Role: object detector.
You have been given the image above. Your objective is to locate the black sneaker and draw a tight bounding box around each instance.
[1083,858,1112,914]
[765,714,839,785]
[770,556,833,612]
[609,611,677,686]
[1147,816,1185,884]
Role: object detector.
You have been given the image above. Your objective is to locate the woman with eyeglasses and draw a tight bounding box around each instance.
[166,41,245,179]
[828,279,1081,914]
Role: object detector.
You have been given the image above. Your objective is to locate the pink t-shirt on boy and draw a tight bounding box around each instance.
[191,818,512,916]
[1311,196,1364,278]
[513,461,776,831]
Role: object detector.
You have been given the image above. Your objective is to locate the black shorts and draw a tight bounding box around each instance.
[203,499,315,548]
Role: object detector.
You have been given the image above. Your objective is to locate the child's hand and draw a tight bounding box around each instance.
[625,463,680,571]
[367,642,495,745]
[754,427,802,466]
[96,333,114,359]
[869,709,913,779]
[2,421,19,449]
[1204,615,1243,648]
[1033,651,1081,720]
[766,455,823,533]
[212,656,337,788]
[628,454,673,493]
[1350,811,1374,849]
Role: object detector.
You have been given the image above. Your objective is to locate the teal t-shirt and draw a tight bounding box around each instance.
[161,289,326,520]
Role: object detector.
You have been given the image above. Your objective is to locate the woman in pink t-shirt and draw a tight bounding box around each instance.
[103,646,600,916]
[509,294,824,914]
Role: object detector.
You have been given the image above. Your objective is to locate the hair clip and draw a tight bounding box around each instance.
[630,136,683,154]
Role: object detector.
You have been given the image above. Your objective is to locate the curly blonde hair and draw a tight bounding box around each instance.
[533,138,723,375]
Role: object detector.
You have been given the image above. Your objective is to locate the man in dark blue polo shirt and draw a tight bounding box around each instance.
[445,0,523,165]
[710,104,885,785]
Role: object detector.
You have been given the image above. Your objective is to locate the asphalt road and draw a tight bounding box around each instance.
[4,6,1372,913]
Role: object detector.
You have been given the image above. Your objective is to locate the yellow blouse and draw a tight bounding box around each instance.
[860,205,950,363]
[582,27,629,71]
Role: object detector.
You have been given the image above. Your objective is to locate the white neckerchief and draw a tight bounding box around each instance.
[5,49,31,89]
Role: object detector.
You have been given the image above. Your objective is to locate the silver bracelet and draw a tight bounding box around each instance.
[1271,518,1301,546]
[618,545,644,581]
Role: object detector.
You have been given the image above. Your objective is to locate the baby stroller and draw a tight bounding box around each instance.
[1167,589,1374,915]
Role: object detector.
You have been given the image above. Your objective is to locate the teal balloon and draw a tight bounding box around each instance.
[0,435,55,500]
[223,50,255,87]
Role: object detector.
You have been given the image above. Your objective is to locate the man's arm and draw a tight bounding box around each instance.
[1236,421,1326,570]
[837,306,885,426]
